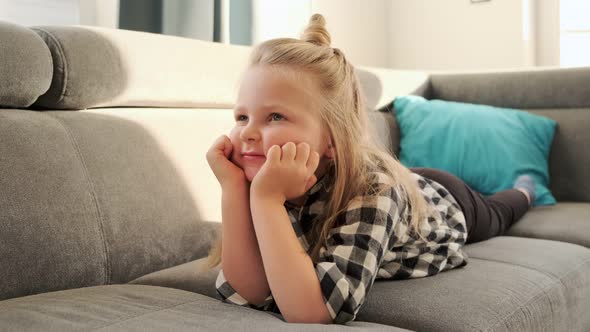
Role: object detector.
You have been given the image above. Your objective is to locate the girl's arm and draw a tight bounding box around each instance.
[219,181,271,306]
[250,190,399,325]
[250,194,333,324]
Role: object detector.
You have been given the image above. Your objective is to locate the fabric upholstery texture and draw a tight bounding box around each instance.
[45,109,223,284]
[30,25,251,110]
[23,24,429,111]
[429,67,590,109]
[0,109,108,301]
[506,202,590,248]
[357,236,590,332]
[129,257,221,300]
[527,108,590,202]
[0,107,225,300]
[31,26,127,110]
[0,21,52,108]
[0,285,401,331]
[131,236,590,332]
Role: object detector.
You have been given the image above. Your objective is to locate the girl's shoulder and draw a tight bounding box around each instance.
[355,167,453,213]
[409,171,456,201]
[408,172,464,223]
[346,169,405,212]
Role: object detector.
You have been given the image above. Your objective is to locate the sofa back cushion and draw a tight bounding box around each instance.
[30,25,251,110]
[526,107,590,202]
[0,22,52,108]
[0,109,108,300]
[47,108,227,284]
[0,107,228,300]
[429,67,590,109]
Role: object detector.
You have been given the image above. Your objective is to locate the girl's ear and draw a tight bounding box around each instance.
[326,141,335,159]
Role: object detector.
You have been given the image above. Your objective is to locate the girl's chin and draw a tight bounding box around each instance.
[243,167,260,182]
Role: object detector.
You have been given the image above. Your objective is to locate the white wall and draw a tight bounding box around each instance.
[535,0,559,66]
[251,0,312,44]
[7,0,560,70]
[388,0,535,71]
[252,0,562,70]
[559,0,590,67]
[79,0,119,28]
[0,0,79,26]
[311,0,391,67]
[251,0,390,68]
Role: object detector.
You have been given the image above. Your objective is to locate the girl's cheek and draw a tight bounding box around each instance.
[228,127,239,141]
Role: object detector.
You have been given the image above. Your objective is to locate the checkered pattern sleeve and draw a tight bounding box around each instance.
[215,268,275,310]
[314,186,401,324]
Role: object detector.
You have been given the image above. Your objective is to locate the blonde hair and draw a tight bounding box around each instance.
[205,13,436,270]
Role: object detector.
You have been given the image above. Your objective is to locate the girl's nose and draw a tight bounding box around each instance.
[239,123,261,142]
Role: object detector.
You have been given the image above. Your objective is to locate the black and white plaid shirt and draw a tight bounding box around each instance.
[216,165,469,324]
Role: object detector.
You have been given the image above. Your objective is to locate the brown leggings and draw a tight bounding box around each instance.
[410,167,530,244]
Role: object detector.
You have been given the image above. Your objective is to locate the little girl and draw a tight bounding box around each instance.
[205,13,536,325]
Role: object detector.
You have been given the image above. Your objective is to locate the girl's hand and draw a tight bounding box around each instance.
[206,135,247,187]
[250,142,320,202]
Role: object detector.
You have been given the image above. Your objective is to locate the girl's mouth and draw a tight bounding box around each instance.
[242,155,266,162]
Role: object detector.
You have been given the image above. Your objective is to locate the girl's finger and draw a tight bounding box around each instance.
[295,142,310,164]
[307,150,320,172]
[222,136,233,158]
[267,145,281,164]
[210,135,229,157]
[281,142,296,161]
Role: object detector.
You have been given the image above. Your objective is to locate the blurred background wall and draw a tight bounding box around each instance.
[0,0,588,70]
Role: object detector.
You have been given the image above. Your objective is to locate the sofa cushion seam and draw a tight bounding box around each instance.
[469,255,590,281]
[31,27,68,104]
[504,233,588,248]
[92,298,216,330]
[42,113,111,285]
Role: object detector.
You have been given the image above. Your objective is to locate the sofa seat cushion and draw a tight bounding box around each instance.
[129,256,220,300]
[505,202,590,248]
[131,237,590,332]
[356,236,590,332]
[0,285,402,331]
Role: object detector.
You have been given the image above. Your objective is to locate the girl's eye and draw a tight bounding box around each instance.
[235,113,285,122]
[270,113,285,121]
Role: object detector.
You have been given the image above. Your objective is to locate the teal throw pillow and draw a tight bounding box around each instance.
[393,95,557,206]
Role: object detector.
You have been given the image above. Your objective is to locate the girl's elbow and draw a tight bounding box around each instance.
[285,317,333,325]
[283,310,333,324]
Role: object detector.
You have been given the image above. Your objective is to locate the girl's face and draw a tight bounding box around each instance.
[229,65,334,184]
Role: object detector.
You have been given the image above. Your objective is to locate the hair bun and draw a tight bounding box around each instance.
[301,13,331,47]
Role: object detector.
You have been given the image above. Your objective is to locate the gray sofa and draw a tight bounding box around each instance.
[1,21,589,331]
